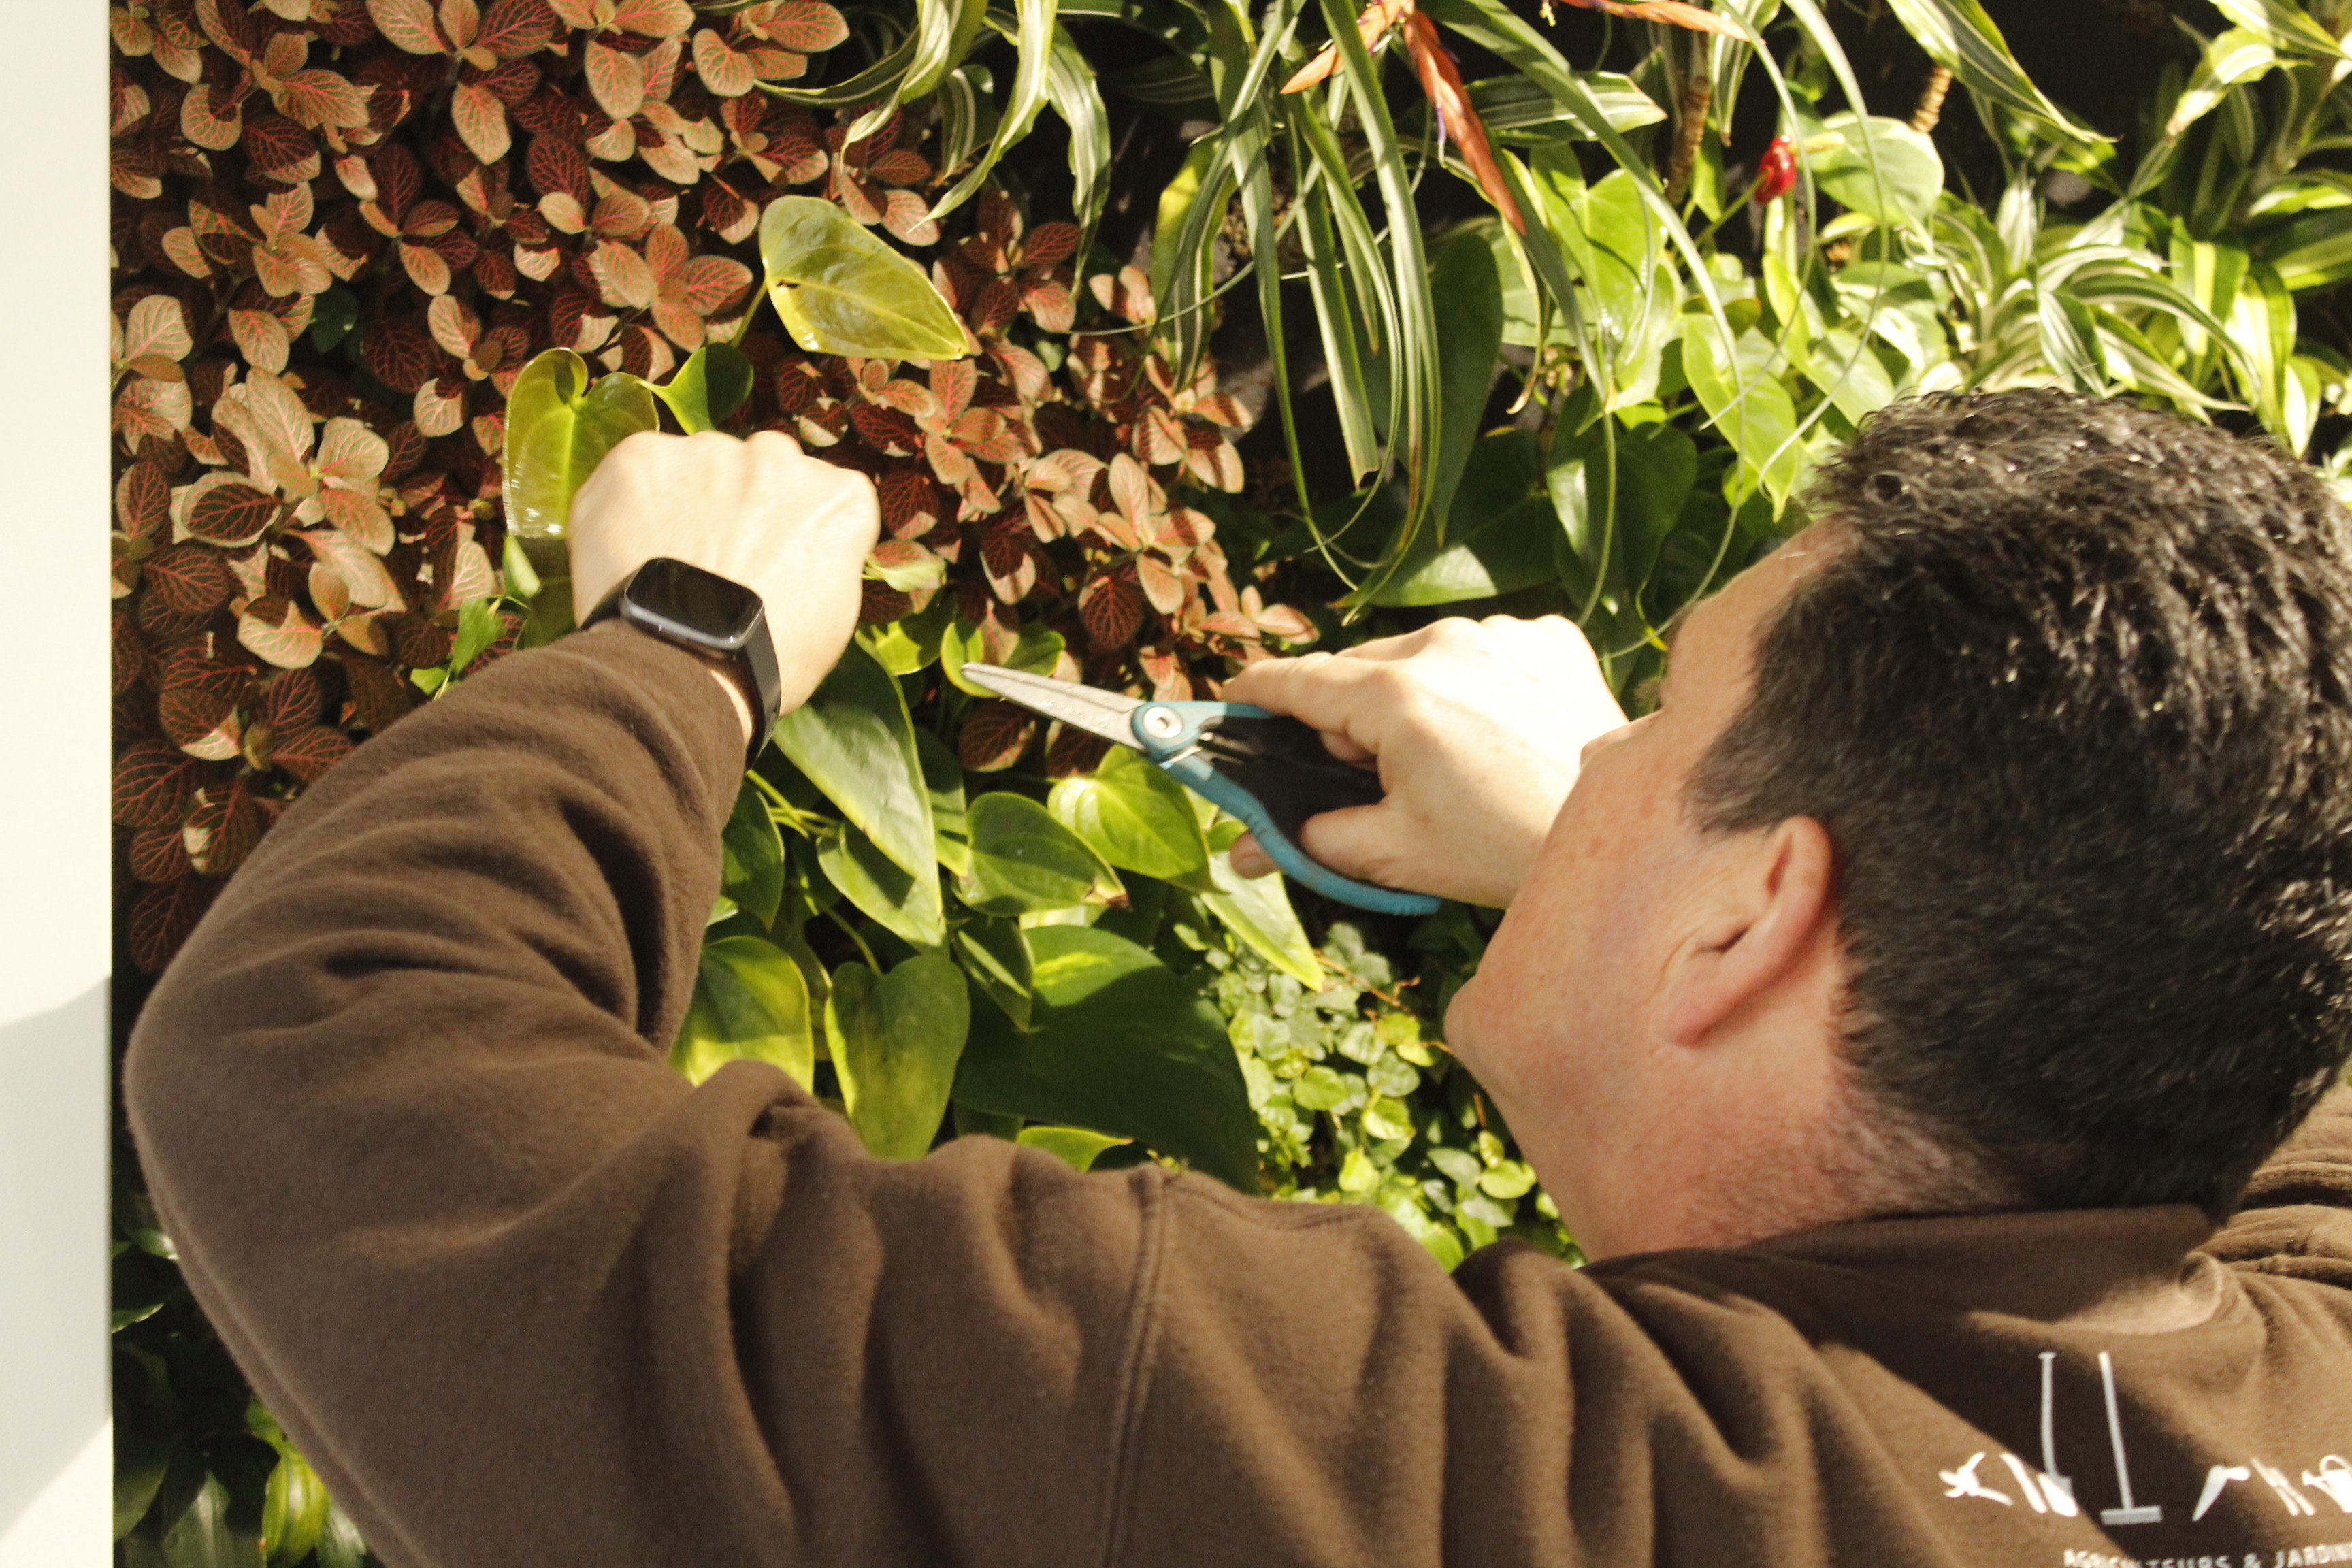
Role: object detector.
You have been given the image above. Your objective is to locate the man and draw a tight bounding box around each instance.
[129,389,2352,1567]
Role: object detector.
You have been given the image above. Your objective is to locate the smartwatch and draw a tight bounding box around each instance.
[582,557,782,762]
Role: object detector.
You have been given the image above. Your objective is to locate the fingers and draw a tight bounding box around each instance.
[1221,652,1411,758]
[1228,834,1275,879]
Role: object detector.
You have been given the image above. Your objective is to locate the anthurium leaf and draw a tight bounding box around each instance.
[721,777,786,927]
[1016,1124,1131,1171]
[953,913,1034,1029]
[939,617,1063,696]
[958,791,1115,915]
[817,819,947,949]
[758,195,970,361]
[674,934,816,1088]
[955,926,1258,1190]
[1199,821,1322,987]
[859,600,952,677]
[500,348,659,539]
[651,341,753,434]
[772,640,935,879]
[828,954,972,1160]
[1048,747,1213,885]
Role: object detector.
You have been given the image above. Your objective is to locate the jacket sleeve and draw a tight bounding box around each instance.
[2206,1081,2352,1284]
[124,625,1158,1568]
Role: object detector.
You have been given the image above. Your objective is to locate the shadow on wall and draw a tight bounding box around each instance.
[0,983,110,1552]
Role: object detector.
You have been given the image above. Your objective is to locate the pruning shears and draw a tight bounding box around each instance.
[963,664,1442,917]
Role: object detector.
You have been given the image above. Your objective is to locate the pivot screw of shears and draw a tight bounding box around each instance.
[1138,706,1186,742]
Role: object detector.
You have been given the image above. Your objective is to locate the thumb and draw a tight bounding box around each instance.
[1292,802,1403,887]
[1228,833,1276,879]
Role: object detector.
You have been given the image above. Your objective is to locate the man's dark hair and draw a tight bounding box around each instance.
[1692,389,2352,1218]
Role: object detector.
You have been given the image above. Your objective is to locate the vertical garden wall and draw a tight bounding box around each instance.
[109,0,2352,1558]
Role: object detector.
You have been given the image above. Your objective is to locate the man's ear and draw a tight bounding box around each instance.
[1661,817,1837,1048]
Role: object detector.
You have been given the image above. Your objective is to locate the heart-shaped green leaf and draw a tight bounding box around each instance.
[953,914,1033,1029]
[956,926,1258,1191]
[1048,747,1213,885]
[675,934,816,1089]
[828,953,971,1159]
[816,818,945,949]
[758,196,970,361]
[958,791,1115,915]
[500,348,659,539]
[773,640,936,881]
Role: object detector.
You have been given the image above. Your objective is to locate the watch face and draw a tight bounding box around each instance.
[625,557,762,649]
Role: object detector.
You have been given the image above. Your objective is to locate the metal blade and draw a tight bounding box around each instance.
[962,664,1145,751]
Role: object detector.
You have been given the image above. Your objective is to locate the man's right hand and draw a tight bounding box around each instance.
[1220,617,1627,908]
[567,429,880,719]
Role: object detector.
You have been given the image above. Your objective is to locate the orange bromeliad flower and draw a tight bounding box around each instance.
[1281,0,1750,235]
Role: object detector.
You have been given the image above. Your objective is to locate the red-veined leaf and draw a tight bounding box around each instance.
[584,40,647,120]
[364,317,439,392]
[114,739,200,827]
[181,476,279,547]
[145,543,235,615]
[257,666,323,731]
[758,0,847,52]
[268,723,355,781]
[129,824,194,885]
[183,778,261,875]
[1136,554,1186,615]
[242,114,322,181]
[229,308,291,374]
[1022,222,1079,270]
[129,876,218,974]
[587,239,657,308]
[121,294,192,363]
[681,254,753,315]
[412,375,468,438]
[958,701,1037,772]
[399,239,453,295]
[118,460,172,544]
[451,80,511,163]
[612,0,692,36]
[476,0,555,56]
[297,528,404,609]
[181,82,244,150]
[1079,571,1144,649]
[369,0,451,52]
[692,28,753,95]
[280,69,372,129]
[238,595,325,668]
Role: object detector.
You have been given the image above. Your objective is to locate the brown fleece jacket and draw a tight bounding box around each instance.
[127,623,2352,1568]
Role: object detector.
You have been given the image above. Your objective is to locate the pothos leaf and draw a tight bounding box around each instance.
[956,925,1258,1191]
[828,953,970,1159]
[757,196,969,361]
[500,348,659,539]
[675,934,817,1088]
[772,639,936,881]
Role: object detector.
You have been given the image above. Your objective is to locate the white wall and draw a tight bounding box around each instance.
[0,7,113,1563]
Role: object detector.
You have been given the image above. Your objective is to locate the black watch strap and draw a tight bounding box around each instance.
[581,558,782,765]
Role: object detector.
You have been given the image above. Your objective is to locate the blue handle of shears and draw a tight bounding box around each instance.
[1131,700,1442,918]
